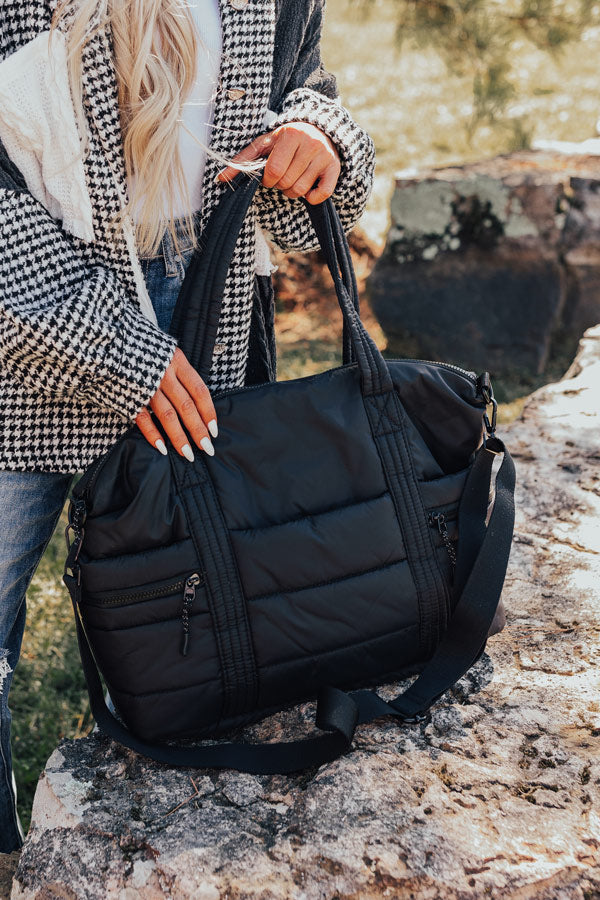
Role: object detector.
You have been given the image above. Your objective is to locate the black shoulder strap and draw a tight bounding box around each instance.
[63,439,515,775]
[0,137,28,193]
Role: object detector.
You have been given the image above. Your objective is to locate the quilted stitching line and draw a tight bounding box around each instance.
[229,490,390,534]
[247,558,408,604]
[260,622,420,675]
[365,392,401,436]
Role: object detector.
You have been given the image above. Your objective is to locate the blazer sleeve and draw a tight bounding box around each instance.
[0,185,179,422]
[253,0,375,253]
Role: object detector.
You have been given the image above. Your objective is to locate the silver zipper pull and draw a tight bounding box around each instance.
[181,573,201,656]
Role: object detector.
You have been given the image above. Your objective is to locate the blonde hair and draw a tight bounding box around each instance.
[51,0,264,257]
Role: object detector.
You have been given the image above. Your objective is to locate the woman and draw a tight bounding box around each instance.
[0,0,374,850]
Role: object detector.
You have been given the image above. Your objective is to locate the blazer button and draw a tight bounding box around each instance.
[226,87,246,101]
[229,0,248,8]
[213,343,227,356]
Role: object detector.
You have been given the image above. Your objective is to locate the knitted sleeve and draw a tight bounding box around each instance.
[253,0,375,252]
[0,30,96,243]
[0,187,178,422]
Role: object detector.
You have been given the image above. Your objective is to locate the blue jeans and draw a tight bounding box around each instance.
[0,219,195,851]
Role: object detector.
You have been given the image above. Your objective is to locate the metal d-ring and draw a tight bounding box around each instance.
[400,710,431,725]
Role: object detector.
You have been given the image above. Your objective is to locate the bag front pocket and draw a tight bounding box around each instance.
[79,568,223,710]
[81,570,206,655]
[79,538,199,594]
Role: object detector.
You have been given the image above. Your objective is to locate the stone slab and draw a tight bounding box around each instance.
[367,150,600,377]
[10,327,600,899]
[367,244,565,375]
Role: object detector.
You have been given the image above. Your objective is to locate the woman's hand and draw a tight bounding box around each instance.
[135,347,218,462]
[216,122,341,204]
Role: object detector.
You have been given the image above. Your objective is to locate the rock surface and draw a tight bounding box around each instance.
[367,149,600,377]
[10,327,600,899]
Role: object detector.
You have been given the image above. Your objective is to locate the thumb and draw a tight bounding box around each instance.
[216,131,276,182]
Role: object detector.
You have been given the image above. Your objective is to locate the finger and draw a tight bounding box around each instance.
[264,127,333,192]
[158,377,215,457]
[304,160,341,204]
[146,390,194,460]
[135,406,168,456]
[267,145,319,193]
[217,133,275,182]
[173,354,218,437]
[149,390,213,462]
[261,131,302,189]
[279,157,326,200]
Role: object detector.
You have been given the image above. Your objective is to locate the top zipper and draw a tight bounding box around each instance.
[404,359,477,381]
[210,358,478,404]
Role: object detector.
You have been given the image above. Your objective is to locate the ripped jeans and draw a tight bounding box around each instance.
[0,220,194,851]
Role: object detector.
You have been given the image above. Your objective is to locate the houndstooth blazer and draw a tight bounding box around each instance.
[0,0,375,474]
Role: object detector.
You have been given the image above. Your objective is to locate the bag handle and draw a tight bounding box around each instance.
[63,439,515,775]
[168,173,391,396]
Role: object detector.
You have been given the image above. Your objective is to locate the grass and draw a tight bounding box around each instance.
[10,0,600,833]
[10,500,93,832]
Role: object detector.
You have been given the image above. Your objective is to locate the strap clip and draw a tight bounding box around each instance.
[483,397,498,437]
[399,710,431,725]
[477,372,497,437]
[64,498,87,585]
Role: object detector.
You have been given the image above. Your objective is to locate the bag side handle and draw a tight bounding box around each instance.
[63,439,515,775]
[168,173,391,396]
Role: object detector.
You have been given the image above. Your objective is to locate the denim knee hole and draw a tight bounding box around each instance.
[0,649,12,696]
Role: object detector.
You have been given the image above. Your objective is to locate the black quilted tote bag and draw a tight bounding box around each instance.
[63,174,515,774]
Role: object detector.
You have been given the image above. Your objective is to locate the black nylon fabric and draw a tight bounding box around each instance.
[64,175,512,765]
[70,355,485,743]
[63,438,515,773]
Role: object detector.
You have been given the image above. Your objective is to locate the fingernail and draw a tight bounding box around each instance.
[181,443,195,462]
[208,419,218,438]
[215,171,225,182]
[201,436,215,457]
[155,439,167,456]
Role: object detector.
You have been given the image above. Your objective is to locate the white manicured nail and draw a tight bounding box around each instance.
[155,439,167,456]
[201,437,215,457]
[208,419,218,438]
[181,443,195,462]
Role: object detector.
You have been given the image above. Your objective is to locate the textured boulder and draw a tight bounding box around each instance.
[367,149,600,377]
[10,327,600,899]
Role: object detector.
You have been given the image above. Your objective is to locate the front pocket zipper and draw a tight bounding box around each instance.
[427,512,457,573]
[181,572,202,656]
[84,571,204,608]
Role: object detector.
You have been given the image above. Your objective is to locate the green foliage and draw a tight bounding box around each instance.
[351,0,598,142]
